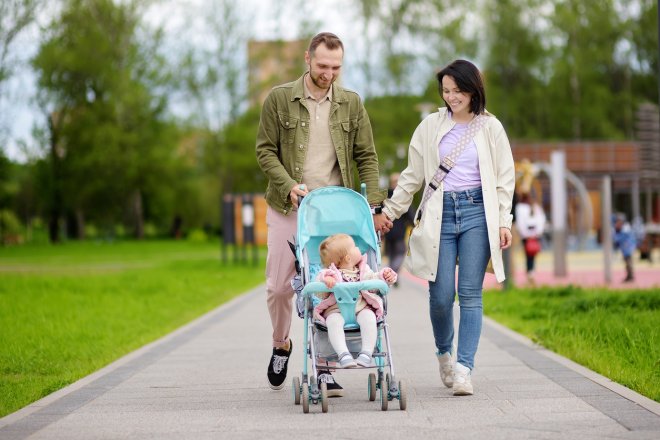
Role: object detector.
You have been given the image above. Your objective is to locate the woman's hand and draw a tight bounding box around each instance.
[499,227,512,249]
[373,213,393,234]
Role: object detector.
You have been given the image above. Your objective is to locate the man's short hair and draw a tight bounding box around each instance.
[308,32,344,57]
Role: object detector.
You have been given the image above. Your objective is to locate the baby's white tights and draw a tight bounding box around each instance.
[326,308,377,357]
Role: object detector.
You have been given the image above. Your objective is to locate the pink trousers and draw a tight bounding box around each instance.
[265,206,298,348]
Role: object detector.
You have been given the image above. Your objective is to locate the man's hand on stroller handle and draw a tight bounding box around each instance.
[289,184,308,208]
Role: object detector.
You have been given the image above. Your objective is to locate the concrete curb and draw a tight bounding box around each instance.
[483,316,660,416]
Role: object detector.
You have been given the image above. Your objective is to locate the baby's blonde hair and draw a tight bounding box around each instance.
[319,233,352,267]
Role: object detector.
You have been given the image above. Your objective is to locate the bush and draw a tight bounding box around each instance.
[186,228,208,242]
[0,210,23,245]
[85,224,99,239]
[144,222,158,239]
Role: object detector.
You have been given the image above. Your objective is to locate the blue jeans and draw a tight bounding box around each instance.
[428,187,491,370]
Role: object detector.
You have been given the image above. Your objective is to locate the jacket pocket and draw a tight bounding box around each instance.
[278,115,298,146]
[341,119,358,149]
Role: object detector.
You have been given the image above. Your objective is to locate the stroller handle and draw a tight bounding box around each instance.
[301,279,389,298]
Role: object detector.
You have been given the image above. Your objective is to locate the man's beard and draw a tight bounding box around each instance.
[309,71,333,90]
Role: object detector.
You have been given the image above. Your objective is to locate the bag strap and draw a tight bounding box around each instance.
[416,115,487,224]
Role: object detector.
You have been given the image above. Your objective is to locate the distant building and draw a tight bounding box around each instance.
[247,39,307,107]
[511,140,659,233]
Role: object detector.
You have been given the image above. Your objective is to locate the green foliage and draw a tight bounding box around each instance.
[2,0,657,239]
[483,0,548,139]
[221,107,266,193]
[31,0,181,238]
[365,94,437,174]
[484,286,660,402]
[481,0,656,141]
[0,209,23,244]
[186,228,209,242]
[0,240,266,417]
[629,0,659,104]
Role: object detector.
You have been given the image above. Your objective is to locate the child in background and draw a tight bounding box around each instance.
[314,233,397,368]
[613,214,637,282]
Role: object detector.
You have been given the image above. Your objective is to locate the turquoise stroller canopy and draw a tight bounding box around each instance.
[296,186,380,267]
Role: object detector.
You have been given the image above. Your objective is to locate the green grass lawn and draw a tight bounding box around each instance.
[0,240,265,418]
[484,286,660,402]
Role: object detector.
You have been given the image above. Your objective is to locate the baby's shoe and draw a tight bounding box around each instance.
[338,352,357,368]
[356,351,372,367]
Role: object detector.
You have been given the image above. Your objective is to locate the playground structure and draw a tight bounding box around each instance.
[516,157,595,251]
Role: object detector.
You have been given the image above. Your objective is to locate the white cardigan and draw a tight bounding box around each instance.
[382,108,515,283]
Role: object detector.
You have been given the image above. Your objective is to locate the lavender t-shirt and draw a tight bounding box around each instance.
[438,121,481,191]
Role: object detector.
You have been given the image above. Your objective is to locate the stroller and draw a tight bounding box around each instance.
[290,184,407,413]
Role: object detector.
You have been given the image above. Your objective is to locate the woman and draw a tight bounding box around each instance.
[515,192,546,285]
[375,59,515,396]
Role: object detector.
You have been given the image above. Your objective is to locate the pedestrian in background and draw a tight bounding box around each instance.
[613,213,636,282]
[515,192,546,286]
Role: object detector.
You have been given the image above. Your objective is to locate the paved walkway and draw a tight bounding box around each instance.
[1,273,659,439]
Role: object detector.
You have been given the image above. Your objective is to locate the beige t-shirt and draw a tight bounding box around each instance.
[301,75,342,190]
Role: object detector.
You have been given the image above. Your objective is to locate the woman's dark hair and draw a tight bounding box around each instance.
[436,59,486,115]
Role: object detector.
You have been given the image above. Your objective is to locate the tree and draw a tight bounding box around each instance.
[545,0,630,140]
[628,0,659,105]
[33,0,179,240]
[482,0,548,139]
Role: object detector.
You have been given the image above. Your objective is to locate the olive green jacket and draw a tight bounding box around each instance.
[256,74,386,215]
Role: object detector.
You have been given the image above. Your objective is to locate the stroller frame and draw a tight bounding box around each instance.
[290,184,407,413]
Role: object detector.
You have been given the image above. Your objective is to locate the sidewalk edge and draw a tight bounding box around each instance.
[0,286,261,428]
[483,315,660,416]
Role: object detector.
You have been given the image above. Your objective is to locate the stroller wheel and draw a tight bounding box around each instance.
[292,377,301,405]
[368,373,377,401]
[320,382,329,413]
[398,380,407,411]
[379,376,389,411]
[302,382,310,414]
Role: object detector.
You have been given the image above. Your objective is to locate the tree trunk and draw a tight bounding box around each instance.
[48,113,62,244]
[75,209,85,239]
[132,189,144,239]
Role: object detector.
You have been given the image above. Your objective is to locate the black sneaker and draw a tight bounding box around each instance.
[267,340,292,390]
[317,370,344,397]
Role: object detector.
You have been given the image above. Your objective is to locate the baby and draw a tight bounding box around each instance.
[314,233,397,368]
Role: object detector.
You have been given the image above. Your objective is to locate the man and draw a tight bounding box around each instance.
[256,32,392,396]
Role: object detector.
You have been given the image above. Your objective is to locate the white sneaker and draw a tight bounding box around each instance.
[453,362,473,396]
[338,352,357,368]
[436,352,454,388]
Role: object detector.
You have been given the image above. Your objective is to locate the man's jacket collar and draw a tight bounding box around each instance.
[291,74,347,103]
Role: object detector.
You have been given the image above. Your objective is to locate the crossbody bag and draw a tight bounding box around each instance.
[414,114,487,225]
